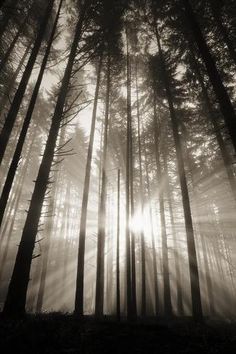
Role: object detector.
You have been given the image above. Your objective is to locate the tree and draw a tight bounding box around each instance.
[74,55,103,316]
[151,14,203,320]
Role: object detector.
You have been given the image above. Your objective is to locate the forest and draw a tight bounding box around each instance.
[0,0,236,352]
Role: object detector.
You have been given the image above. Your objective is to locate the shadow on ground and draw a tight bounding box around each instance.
[0,314,236,353]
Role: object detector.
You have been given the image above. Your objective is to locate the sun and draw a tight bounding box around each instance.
[129,206,158,245]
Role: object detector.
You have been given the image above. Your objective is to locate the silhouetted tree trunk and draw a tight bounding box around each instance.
[35,169,59,312]
[125,26,132,320]
[143,140,159,316]
[154,22,203,320]
[75,54,103,316]
[0,123,34,248]
[153,95,172,317]
[2,2,89,316]
[163,152,184,316]
[95,54,111,319]
[136,61,146,317]
[0,0,54,165]
[0,0,63,229]
[116,169,120,320]
[182,0,236,153]
[0,155,30,282]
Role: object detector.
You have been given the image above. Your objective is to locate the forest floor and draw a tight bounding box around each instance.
[0,313,236,353]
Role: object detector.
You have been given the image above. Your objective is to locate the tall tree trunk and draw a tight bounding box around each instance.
[182,0,236,153]
[128,54,137,320]
[116,169,120,320]
[0,0,55,165]
[125,26,132,320]
[163,152,184,316]
[2,3,88,317]
[0,0,63,229]
[0,153,29,282]
[75,54,103,316]
[35,169,58,312]
[153,96,172,317]
[0,123,36,281]
[95,54,111,319]
[154,22,203,320]
[143,141,159,316]
[135,61,146,317]
[0,122,35,247]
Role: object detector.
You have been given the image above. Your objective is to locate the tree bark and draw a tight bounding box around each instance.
[95,54,111,318]
[125,25,132,320]
[153,96,172,317]
[116,169,121,320]
[135,61,146,317]
[154,22,203,320]
[163,152,184,316]
[74,54,102,316]
[143,140,159,316]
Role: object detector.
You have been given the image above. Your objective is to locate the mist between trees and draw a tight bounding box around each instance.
[0,0,236,321]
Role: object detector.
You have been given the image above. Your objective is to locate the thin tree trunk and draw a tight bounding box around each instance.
[143,141,159,316]
[154,22,203,320]
[153,98,172,317]
[0,0,63,229]
[129,65,137,319]
[125,26,132,320]
[0,128,38,304]
[182,0,236,153]
[0,0,55,165]
[35,170,58,312]
[95,54,111,318]
[135,61,146,317]
[116,169,120,320]
[2,2,88,317]
[0,154,29,282]
[75,54,103,316]
[0,122,35,247]
[163,152,184,316]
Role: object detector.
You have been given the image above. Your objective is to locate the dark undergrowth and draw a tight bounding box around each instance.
[0,313,236,353]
